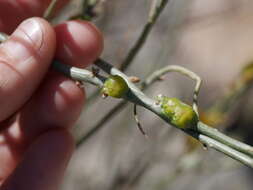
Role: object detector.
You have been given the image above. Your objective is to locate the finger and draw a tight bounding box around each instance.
[0,0,70,34]
[1,129,74,190]
[0,75,84,182]
[0,17,56,122]
[18,72,85,140]
[18,20,103,138]
[0,21,103,180]
[55,20,104,67]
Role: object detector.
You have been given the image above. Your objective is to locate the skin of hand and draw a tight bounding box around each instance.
[0,1,103,189]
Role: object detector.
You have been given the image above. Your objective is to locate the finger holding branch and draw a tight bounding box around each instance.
[1,32,253,168]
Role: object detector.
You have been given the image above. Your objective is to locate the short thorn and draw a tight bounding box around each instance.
[129,76,141,83]
[157,76,165,81]
[75,81,84,89]
[92,67,100,77]
[102,93,108,99]
[134,104,149,138]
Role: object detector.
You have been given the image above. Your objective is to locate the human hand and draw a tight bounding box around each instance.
[0,1,103,189]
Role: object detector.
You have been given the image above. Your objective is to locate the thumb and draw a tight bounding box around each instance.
[0,17,56,122]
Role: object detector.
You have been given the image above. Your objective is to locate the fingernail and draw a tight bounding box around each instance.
[14,19,43,50]
[1,19,43,63]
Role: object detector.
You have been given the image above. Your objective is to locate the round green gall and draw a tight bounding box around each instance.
[156,95,198,129]
[101,75,129,98]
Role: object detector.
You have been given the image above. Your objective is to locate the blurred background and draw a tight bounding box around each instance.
[53,0,253,189]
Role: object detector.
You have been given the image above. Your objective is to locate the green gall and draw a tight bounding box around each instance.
[101,75,129,98]
[156,95,198,129]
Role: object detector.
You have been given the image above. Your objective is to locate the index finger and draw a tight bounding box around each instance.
[0,0,70,34]
[1,129,74,190]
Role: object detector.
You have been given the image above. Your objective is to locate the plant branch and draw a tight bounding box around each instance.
[119,0,170,71]
[198,122,253,157]
[73,58,253,167]
[80,0,171,139]
[76,100,127,146]
[1,33,253,168]
[76,61,165,146]
[198,134,253,166]
[85,0,170,113]
[52,60,105,87]
[203,62,253,126]
[43,0,59,20]
[94,59,253,167]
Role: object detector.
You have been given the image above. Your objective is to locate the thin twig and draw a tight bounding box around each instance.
[0,32,8,42]
[52,60,105,87]
[119,0,170,71]
[76,100,127,146]
[85,0,170,110]
[203,62,253,126]
[198,122,253,157]
[142,65,202,115]
[71,0,102,20]
[43,0,59,20]
[82,0,89,12]
[198,134,253,166]
[133,104,148,137]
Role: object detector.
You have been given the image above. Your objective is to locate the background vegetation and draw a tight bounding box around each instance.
[51,0,253,189]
